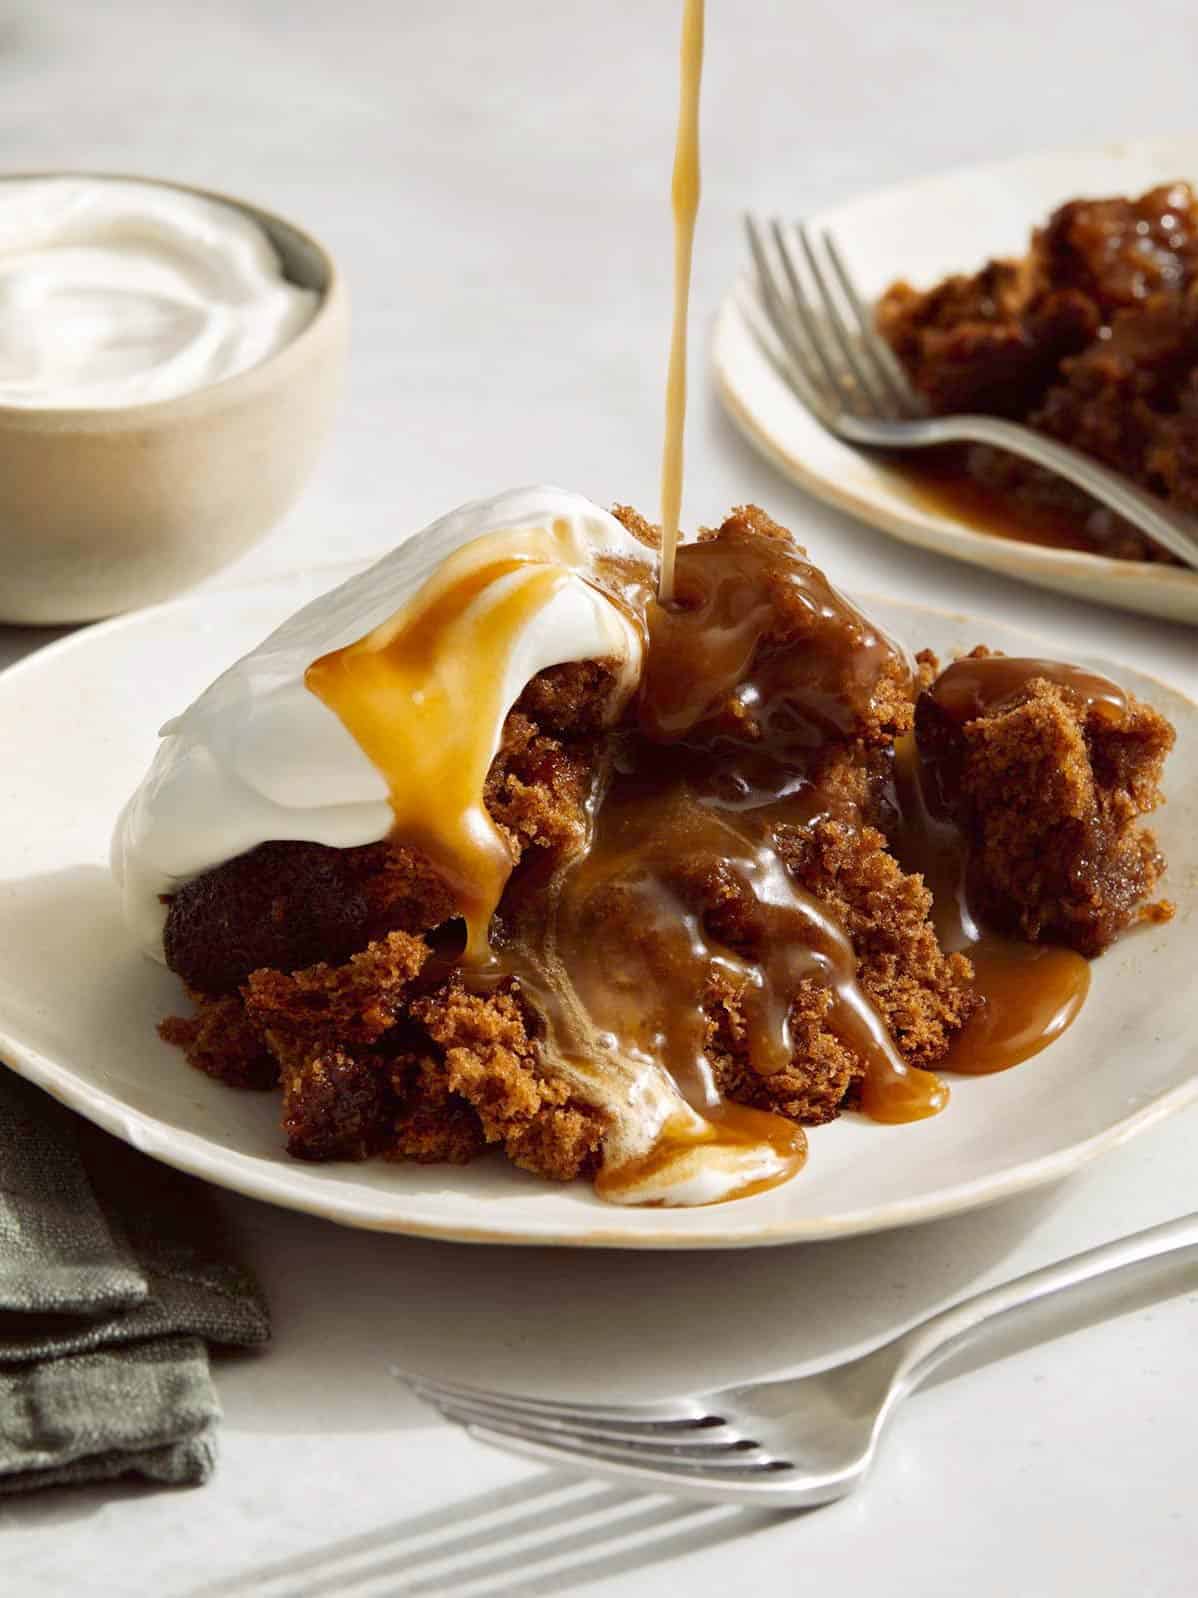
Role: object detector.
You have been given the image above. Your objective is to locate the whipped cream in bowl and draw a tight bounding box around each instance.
[0,177,319,410]
[0,172,346,623]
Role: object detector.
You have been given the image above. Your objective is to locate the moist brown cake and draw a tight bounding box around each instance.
[711,818,976,1124]
[158,508,1174,1187]
[877,182,1198,562]
[915,647,1175,956]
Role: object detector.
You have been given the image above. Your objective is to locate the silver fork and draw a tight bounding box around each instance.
[405,1212,1198,1509]
[742,215,1198,571]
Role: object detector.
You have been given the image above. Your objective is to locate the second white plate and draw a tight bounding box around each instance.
[714,136,1198,625]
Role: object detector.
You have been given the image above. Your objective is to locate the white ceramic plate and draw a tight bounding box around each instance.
[713,137,1198,625]
[0,565,1194,1248]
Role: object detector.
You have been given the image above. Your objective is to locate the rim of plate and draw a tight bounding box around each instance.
[712,136,1198,620]
[1,566,1195,1248]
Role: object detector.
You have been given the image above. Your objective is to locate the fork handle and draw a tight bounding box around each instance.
[843,412,1198,570]
[890,1212,1198,1397]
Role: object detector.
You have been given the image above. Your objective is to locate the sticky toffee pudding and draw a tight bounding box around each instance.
[152,503,1174,1205]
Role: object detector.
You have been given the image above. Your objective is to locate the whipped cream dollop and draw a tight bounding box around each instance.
[113,487,646,956]
[0,177,317,408]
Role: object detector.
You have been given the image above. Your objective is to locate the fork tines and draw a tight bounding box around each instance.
[743,215,923,421]
[408,1374,790,1483]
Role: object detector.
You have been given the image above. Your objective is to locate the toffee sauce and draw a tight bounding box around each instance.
[886,447,1098,554]
[891,652,1111,1076]
[657,0,704,604]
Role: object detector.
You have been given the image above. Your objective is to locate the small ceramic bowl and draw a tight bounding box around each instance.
[0,172,348,624]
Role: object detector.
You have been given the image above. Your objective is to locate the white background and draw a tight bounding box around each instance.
[1,2,1196,1593]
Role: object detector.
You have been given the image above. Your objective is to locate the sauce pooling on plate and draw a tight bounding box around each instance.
[889,728,1091,1077]
[885,650,1136,1078]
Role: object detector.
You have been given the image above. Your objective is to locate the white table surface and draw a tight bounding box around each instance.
[2,2,1196,1593]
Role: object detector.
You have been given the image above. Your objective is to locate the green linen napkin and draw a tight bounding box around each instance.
[0,1068,270,1493]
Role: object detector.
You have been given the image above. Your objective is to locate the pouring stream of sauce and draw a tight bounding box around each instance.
[657,0,704,605]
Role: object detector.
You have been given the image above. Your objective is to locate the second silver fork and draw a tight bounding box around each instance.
[742,215,1198,571]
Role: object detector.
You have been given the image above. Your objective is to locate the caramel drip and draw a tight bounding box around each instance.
[305,524,607,963]
[890,730,1091,1073]
[491,752,940,1200]
[889,732,977,952]
[493,852,811,1204]
[657,0,704,605]
[929,655,1129,726]
[544,781,940,1117]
